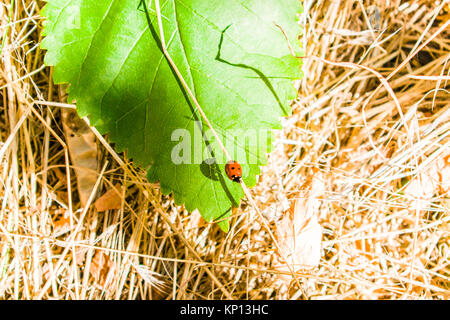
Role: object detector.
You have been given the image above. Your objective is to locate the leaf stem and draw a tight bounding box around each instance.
[151,0,307,298]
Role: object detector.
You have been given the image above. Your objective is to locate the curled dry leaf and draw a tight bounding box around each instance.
[94,183,123,212]
[275,171,324,271]
[90,250,114,286]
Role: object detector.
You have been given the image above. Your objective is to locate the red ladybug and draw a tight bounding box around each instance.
[225,160,242,182]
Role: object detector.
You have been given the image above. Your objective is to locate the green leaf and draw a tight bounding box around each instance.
[41,0,303,231]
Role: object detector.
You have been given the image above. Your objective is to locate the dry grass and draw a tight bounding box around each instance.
[0,0,449,300]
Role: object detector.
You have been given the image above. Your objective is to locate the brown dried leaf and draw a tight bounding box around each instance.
[94,183,123,212]
[62,109,99,207]
[90,250,114,286]
[275,171,324,271]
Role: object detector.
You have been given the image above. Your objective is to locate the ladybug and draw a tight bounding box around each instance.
[225,160,242,183]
